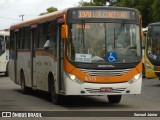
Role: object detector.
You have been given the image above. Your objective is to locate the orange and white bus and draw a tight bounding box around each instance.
[9,6,142,104]
[0,30,10,76]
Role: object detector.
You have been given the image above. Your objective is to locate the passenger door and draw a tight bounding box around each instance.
[57,22,65,92]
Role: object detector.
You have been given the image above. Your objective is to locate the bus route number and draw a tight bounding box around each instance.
[79,11,92,18]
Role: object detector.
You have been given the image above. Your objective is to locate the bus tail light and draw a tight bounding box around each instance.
[128,73,141,84]
[66,73,84,84]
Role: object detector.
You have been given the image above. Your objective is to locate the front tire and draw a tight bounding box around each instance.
[50,79,61,104]
[107,95,122,103]
[142,63,145,78]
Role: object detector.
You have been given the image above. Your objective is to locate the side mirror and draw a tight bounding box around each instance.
[44,40,50,49]
[61,25,68,39]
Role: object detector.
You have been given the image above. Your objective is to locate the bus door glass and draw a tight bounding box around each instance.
[0,36,5,55]
[57,22,65,91]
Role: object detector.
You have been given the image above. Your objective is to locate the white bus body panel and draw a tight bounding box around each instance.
[0,50,9,72]
[34,55,55,91]
[0,30,9,73]
[9,56,15,82]
[10,51,57,91]
[64,73,142,95]
[16,52,31,87]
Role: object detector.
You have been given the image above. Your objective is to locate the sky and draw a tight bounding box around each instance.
[0,0,90,30]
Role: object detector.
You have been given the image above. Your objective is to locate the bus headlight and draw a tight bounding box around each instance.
[145,62,152,70]
[128,73,141,84]
[66,73,84,84]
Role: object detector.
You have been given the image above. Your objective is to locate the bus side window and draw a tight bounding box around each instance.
[10,30,14,51]
[23,27,31,50]
[5,36,10,50]
[39,23,47,48]
[48,20,57,56]
[48,20,57,48]
[0,36,4,50]
[19,28,23,50]
[33,28,38,49]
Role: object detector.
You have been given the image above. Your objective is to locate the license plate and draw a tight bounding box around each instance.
[100,87,113,92]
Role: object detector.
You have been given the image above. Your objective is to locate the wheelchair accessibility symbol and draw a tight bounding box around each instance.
[107,52,117,62]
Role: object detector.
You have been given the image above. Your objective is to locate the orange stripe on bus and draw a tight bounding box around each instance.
[35,50,57,61]
[64,56,142,83]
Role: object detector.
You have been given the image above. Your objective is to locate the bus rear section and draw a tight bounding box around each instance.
[0,30,10,76]
[9,7,142,104]
[144,22,160,79]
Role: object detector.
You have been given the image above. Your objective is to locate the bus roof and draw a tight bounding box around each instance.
[69,6,139,11]
[10,8,68,29]
[149,22,160,26]
[0,30,10,36]
[10,6,139,29]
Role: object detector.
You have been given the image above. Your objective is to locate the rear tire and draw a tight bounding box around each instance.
[107,95,122,103]
[21,71,28,94]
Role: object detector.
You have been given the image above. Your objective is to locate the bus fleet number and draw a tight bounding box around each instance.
[85,76,96,81]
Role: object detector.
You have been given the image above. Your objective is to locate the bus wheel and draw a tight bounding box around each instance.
[142,64,145,78]
[50,79,61,104]
[107,95,122,103]
[5,63,9,76]
[21,71,28,94]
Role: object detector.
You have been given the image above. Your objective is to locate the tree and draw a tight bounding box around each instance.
[39,7,58,16]
[135,0,153,27]
[78,0,107,6]
[152,0,160,22]
[92,0,107,6]
[78,0,94,6]
[111,0,153,27]
[112,0,132,7]
[78,0,160,27]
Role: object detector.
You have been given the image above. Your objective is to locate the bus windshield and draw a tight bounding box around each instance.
[67,22,141,63]
[0,36,5,51]
[147,25,160,60]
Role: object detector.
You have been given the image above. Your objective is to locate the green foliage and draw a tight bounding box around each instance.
[78,0,160,27]
[92,0,106,6]
[39,7,58,16]
[112,0,153,27]
[152,0,160,22]
[79,0,106,6]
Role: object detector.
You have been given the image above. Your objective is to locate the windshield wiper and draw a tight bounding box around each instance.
[116,20,126,39]
[114,28,116,51]
[81,20,86,53]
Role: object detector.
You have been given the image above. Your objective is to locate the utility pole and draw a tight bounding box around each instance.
[19,14,24,21]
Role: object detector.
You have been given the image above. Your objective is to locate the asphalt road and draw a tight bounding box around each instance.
[0,75,160,120]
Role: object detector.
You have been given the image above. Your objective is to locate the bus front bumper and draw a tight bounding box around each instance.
[64,74,142,96]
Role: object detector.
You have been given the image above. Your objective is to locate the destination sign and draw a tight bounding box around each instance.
[72,10,135,20]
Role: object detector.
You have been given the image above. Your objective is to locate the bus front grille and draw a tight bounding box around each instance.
[79,68,132,76]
